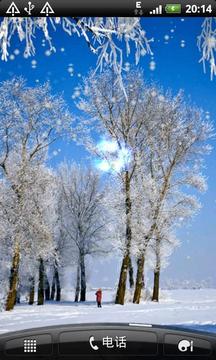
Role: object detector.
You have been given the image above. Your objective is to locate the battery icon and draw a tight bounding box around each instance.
[165,4,182,14]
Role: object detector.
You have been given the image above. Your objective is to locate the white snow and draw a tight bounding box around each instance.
[0,289,216,334]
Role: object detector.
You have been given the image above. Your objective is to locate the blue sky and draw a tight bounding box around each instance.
[0,17,215,287]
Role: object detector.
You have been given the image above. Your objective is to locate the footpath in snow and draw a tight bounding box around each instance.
[0,289,216,334]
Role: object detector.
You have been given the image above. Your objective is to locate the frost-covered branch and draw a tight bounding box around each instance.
[198,18,216,79]
[0,17,152,92]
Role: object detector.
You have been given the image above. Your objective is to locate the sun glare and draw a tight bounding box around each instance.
[95,139,131,172]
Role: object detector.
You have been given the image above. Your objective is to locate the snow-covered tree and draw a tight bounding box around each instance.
[149,191,200,302]
[0,77,72,310]
[23,166,57,306]
[131,172,201,303]
[76,69,156,304]
[132,89,213,304]
[75,69,213,305]
[57,162,109,302]
[51,191,74,302]
[49,236,65,303]
[0,160,58,307]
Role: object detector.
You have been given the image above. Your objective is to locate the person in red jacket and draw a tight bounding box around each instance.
[95,288,102,307]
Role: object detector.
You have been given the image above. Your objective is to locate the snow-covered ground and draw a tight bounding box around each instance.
[0,289,216,334]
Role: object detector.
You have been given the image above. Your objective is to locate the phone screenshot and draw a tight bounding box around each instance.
[0,1,215,359]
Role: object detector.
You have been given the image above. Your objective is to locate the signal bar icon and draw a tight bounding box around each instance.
[149,5,163,14]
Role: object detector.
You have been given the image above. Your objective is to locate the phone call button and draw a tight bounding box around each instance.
[59,330,157,356]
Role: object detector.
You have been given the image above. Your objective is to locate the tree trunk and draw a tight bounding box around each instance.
[128,257,134,289]
[142,269,145,289]
[74,264,80,302]
[133,172,171,304]
[133,255,145,304]
[51,275,56,301]
[5,243,20,311]
[115,171,132,305]
[44,273,50,301]
[55,266,61,301]
[152,239,161,302]
[29,277,35,305]
[152,270,160,302]
[15,285,21,305]
[133,229,156,304]
[50,261,61,301]
[115,254,130,305]
[80,253,86,302]
[37,258,45,305]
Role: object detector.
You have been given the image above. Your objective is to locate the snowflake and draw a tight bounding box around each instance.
[149,61,156,71]
[14,49,20,55]
[31,59,37,69]
[45,50,51,57]
[67,66,74,75]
